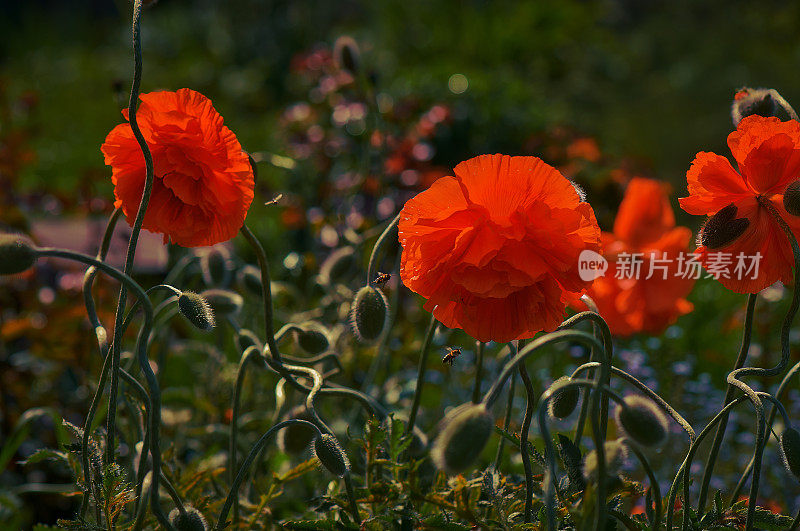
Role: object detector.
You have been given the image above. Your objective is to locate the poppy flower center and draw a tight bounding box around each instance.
[700,204,750,249]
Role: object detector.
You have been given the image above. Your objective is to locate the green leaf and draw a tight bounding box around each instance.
[19,448,68,467]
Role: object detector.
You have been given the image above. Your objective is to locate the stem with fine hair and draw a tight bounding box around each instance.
[493,368,516,469]
[517,359,535,523]
[472,340,485,404]
[240,224,281,362]
[107,0,155,467]
[366,213,400,285]
[404,314,438,436]
[696,292,757,513]
[215,420,322,530]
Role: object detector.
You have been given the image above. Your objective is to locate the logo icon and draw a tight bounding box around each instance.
[578,249,608,281]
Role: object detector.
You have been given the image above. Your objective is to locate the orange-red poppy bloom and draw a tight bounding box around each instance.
[680,115,800,293]
[398,154,602,343]
[583,178,695,336]
[101,88,254,248]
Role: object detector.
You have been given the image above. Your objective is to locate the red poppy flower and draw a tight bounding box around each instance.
[679,115,800,293]
[398,154,602,343]
[583,178,695,336]
[101,88,254,248]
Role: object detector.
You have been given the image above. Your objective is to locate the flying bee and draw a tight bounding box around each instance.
[373,272,391,285]
[442,347,461,366]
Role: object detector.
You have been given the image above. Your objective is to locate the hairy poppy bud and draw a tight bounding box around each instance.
[584,439,628,481]
[200,289,243,317]
[350,286,390,342]
[333,36,360,75]
[313,434,350,477]
[784,181,800,217]
[731,87,796,126]
[168,505,208,531]
[0,234,37,276]
[200,246,233,287]
[780,427,800,481]
[177,291,215,331]
[547,377,580,419]
[236,329,261,353]
[614,396,669,448]
[277,407,317,455]
[317,247,356,286]
[295,321,331,355]
[431,403,494,475]
[700,204,750,249]
[236,265,263,295]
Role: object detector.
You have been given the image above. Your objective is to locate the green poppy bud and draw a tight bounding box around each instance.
[313,434,350,477]
[168,505,208,531]
[784,181,800,217]
[177,291,215,331]
[614,396,669,448]
[431,403,494,475]
[317,247,356,286]
[277,407,317,455]
[236,265,263,295]
[583,439,628,482]
[350,285,389,343]
[547,377,580,420]
[0,233,37,276]
[200,289,243,318]
[780,427,800,481]
[199,246,233,287]
[333,36,360,75]
[295,321,331,355]
[236,329,261,353]
[731,87,796,126]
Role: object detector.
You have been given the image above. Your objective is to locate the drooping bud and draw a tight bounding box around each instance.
[236,265,263,296]
[177,291,215,331]
[312,434,350,477]
[317,247,356,286]
[731,87,796,126]
[583,439,628,482]
[784,181,800,217]
[614,395,669,448]
[0,233,37,276]
[333,36,360,75]
[199,246,233,287]
[236,329,262,353]
[430,403,494,475]
[699,204,750,249]
[200,289,243,318]
[547,377,580,420]
[295,321,331,355]
[780,427,800,481]
[277,407,317,455]
[168,505,209,531]
[350,285,390,343]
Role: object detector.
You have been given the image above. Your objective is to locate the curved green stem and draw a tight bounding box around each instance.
[472,341,485,404]
[517,359,535,523]
[404,315,438,436]
[697,292,757,513]
[366,213,400,285]
[240,224,281,363]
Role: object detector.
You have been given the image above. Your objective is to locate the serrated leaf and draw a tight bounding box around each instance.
[751,506,794,530]
[556,434,585,493]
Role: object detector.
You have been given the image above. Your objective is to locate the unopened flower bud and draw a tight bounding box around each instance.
[731,87,796,126]
[614,396,669,448]
[200,246,233,287]
[317,247,356,286]
[333,36,360,75]
[700,204,750,249]
[780,427,800,481]
[236,265,263,295]
[277,407,317,455]
[431,403,494,475]
[236,329,261,353]
[168,505,208,531]
[313,434,350,477]
[547,377,580,419]
[295,321,331,355]
[200,289,243,317]
[350,286,390,342]
[177,291,215,331]
[584,439,628,481]
[784,181,800,217]
[0,233,37,276]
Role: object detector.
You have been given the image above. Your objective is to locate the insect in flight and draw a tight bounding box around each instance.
[373,272,391,285]
[442,347,461,366]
